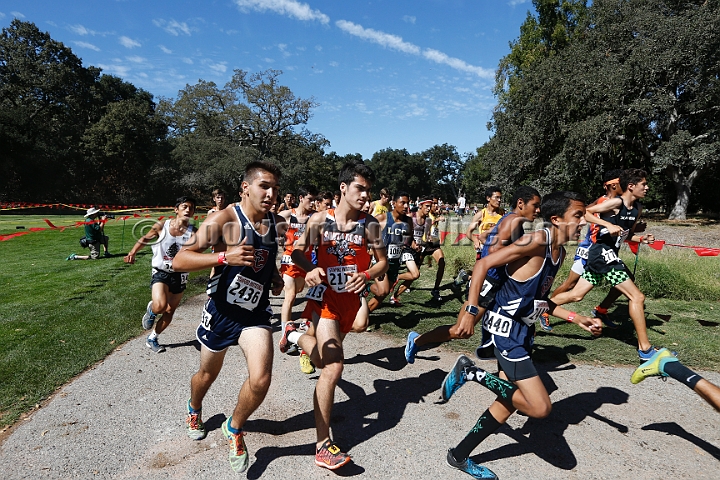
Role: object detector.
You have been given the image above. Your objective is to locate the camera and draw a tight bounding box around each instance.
[101,212,116,219]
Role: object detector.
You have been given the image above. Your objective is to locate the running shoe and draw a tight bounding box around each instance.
[278,322,297,354]
[591,308,619,329]
[631,348,678,384]
[539,312,553,332]
[145,336,165,353]
[185,400,206,440]
[299,352,315,374]
[315,439,351,470]
[454,268,469,286]
[405,331,420,364]
[441,355,474,402]
[103,251,112,257]
[66,253,77,261]
[142,301,157,330]
[431,289,442,301]
[446,449,498,479]
[222,418,249,473]
[389,296,401,306]
[638,345,676,362]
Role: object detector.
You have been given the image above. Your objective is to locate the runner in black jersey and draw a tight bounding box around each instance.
[172,161,285,474]
[404,187,541,364]
[550,169,666,361]
[439,192,601,480]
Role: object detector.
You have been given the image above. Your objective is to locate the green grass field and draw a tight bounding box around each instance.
[0,214,718,430]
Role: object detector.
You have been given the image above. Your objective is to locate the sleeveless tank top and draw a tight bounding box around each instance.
[151,220,195,272]
[315,209,371,294]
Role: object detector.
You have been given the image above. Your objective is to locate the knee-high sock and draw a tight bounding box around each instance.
[452,408,502,461]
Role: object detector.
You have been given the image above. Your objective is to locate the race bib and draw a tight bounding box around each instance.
[180,273,189,286]
[227,274,264,310]
[521,300,549,326]
[401,251,415,263]
[575,246,589,260]
[163,260,174,272]
[600,247,620,264]
[479,279,493,298]
[387,244,401,259]
[281,254,294,265]
[200,306,213,330]
[482,310,513,338]
[327,265,357,293]
[305,284,327,301]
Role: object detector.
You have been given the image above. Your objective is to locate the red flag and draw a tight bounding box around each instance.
[626,241,639,254]
[694,248,720,257]
[44,218,58,229]
[439,231,450,243]
[648,240,665,251]
[157,216,165,221]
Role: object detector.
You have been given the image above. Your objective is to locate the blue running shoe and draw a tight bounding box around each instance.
[638,345,677,362]
[446,449,497,479]
[405,331,420,364]
[142,301,157,330]
[441,355,474,402]
[591,308,619,329]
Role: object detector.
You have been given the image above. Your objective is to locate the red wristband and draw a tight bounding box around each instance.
[362,271,371,281]
[218,252,228,265]
[567,312,576,323]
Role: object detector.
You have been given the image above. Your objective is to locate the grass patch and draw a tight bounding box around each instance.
[0,215,206,428]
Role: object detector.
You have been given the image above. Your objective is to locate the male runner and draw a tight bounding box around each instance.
[405,187,541,363]
[278,186,318,345]
[370,187,391,216]
[544,169,624,331]
[440,191,601,479]
[393,197,446,302]
[124,196,197,353]
[549,169,664,360]
[367,191,419,309]
[466,186,505,249]
[631,348,720,412]
[278,161,388,470]
[208,188,228,214]
[171,162,284,474]
[316,191,334,212]
[278,192,296,212]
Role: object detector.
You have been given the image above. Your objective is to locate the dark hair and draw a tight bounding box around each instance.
[338,161,375,187]
[244,161,281,182]
[540,191,586,222]
[511,186,541,209]
[322,191,334,201]
[380,187,391,198]
[394,190,410,201]
[620,168,647,191]
[211,187,225,197]
[484,186,502,199]
[175,196,197,209]
[602,169,623,183]
[297,185,318,198]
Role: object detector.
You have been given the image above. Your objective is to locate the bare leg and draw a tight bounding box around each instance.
[229,327,273,429]
[154,290,183,335]
[311,318,344,446]
[695,379,720,412]
[551,270,580,298]
[612,279,650,351]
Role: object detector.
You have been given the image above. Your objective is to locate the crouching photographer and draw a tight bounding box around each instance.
[67,207,111,260]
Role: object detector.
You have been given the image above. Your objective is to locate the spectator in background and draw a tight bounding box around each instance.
[208,188,229,215]
[67,207,110,260]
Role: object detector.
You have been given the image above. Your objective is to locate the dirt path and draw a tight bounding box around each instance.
[2,294,719,479]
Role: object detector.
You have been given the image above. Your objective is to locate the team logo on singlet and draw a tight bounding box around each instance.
[327,238,356,265]
[251,249,269,273]
[166,242,180,259]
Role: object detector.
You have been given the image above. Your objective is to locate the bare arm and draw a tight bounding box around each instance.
[585,198,623,235]
[124,222,163,264]
[291,212,326,285]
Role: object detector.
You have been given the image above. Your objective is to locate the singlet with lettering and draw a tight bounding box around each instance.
[411,212,426,244]
[206,205,278,315]
[282,209,313,265]
[151,220,195,272]
[382,212,412,262]
[480,229,564,360]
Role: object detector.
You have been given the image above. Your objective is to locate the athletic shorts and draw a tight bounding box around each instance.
[280,263,307,279]
[196,298,272,352]
[318,289,361,334]
[301,298,321,321]
[422,241,441,255]
[387,247,416,284]
[151,268,188,294]
[570,258,586,276]
[495,347,538,382]
[581,267,630,287]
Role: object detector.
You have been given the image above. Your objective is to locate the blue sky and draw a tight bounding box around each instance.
[1,1,533,159]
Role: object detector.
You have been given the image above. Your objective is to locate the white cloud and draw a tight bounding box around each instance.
[119,36,141,48]
[329,61,338,67]
[205,61,228,73]
[69,24,95,35]
[315,45,322,51]
[126,55,146,63]
[423,49,493,78]
[153,19,192,36]
[0,13,6,19]
[402,15,416,24]
[73,41,100,51]
[278,44,291,57]
[233,0,329,24]
[336,20,420,55]
[11,11,25,18]
[264,57,275,63]
[98,63,131,78]
[182,58,193,64]
[509,0,530,5]
[336,20,493,78]
[159,45,172,54]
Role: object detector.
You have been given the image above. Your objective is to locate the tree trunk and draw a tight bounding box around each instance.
[667,166,699,220]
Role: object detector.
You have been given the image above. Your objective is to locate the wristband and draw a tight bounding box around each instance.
[362,271,371,281]
[218,252,228,265]
[567,312,576,323]
[638,235,644,243]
